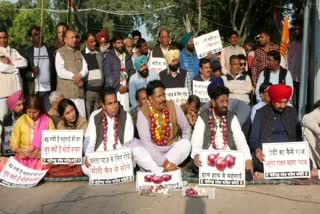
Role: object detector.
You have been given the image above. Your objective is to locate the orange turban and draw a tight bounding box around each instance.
[268,84,292,103]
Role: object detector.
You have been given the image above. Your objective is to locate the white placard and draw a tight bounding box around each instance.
[192,80,211,103]
[194,30,223,59]
[41,130,83,164]
[2,126,13,156]
[199,150,245,187]
[0,157,48,188]
[149,57,167,73]
[165,87,189,105]
[88,148,134,185]
[263,142,310,179]
[136,169,182,191]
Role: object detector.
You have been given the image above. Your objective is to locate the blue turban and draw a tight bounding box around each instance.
[207,77,224,99]
[134,55,148,70]
[180,32,193,48]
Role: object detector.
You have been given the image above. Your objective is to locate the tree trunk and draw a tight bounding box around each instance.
[198,0,202,33]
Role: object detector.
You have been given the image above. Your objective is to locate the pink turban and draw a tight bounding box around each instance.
[7,90,24,111]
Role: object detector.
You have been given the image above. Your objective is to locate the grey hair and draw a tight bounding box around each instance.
[49,91,63,105]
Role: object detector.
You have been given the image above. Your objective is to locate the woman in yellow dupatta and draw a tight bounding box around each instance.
[0,95,55,171]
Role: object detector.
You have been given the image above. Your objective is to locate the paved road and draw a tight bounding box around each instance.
[0,182,320,214]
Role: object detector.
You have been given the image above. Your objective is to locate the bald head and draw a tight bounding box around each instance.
[64,30,77,48]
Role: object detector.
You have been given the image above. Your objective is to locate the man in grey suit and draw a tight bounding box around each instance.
[82,33,104,118]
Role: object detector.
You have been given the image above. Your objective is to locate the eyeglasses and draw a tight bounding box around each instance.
[240,63,246,66]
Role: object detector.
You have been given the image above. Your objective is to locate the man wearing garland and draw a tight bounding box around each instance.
[191,81,253,173]
[82,87,134,176]
[131,80,192,172]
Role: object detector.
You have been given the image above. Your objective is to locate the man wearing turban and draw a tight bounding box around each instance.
[191,82,253,177]
[249,84,302,179]
[1,91,24,155]
[159,50,192,95]
[96,30,109,54]
[129,55,159,108]
[179,32,200,80]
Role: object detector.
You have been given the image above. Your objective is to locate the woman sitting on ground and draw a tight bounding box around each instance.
[0,95,55,171]
[57,99,88,133]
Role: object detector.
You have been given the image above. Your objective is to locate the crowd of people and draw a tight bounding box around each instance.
[0,18,319,181]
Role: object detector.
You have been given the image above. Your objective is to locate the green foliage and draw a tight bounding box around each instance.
[0,1,18,32]
[8,10,55,49]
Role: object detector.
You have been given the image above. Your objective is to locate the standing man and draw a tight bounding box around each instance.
[0,30,27,121]
[151,29,173,58]
[131,38,151,62]
[193,58,215,82]
[255,51,293,102]
[220,31,247,75]
[50,22,68,53]
[82,33,104,118]
[252,31,279,85]
[103,34,135,112]
[124,38,134,56]
[24,25,56,111]
[288,19,303,108]
[179,32,200,80]
[55,30,88,118]
[96,30,109,56]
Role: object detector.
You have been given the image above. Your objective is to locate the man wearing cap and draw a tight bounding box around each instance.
[159,49,192,95]
[96,30,109,55]
[191,82,253,174]
[179,32,200,80]
[129,55,159,108]
[249,84,301,177]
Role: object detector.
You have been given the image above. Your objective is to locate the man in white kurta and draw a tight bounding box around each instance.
[191,82,253,173]
[82,87,134,176]
[0,31,27,121]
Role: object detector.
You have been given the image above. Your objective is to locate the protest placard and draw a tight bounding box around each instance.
[263,142,310,179]
[41,130,83,164]
[165,88,189,105]
[199,150,245,187]
[88,148,134,185]
[194,30,223,59]
[149,57,167,73]
[2,126,13,156]
[193,80,211,103]
[0,157,48,188]
[136,169,183,191]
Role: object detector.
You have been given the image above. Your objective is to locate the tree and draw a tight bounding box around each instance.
[9,10,55,49]
[0,1,18,32]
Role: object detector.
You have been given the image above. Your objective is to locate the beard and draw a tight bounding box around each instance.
[169,63,179,72]
[186,44,195,52]
[115,46,123,54]
[139,69,149,78]
[100,46,108,53]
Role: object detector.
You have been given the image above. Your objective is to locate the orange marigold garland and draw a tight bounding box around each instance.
[149,104,171,146]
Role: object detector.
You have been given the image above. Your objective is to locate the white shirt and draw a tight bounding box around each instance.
[0,46,27,73]
[191,112,251,160]
[55,51,88,80]
[84,109,134,155]
[251,101,266,122]
[255,68,294,101]
[34,46,51,91]
[220,45,246,74]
